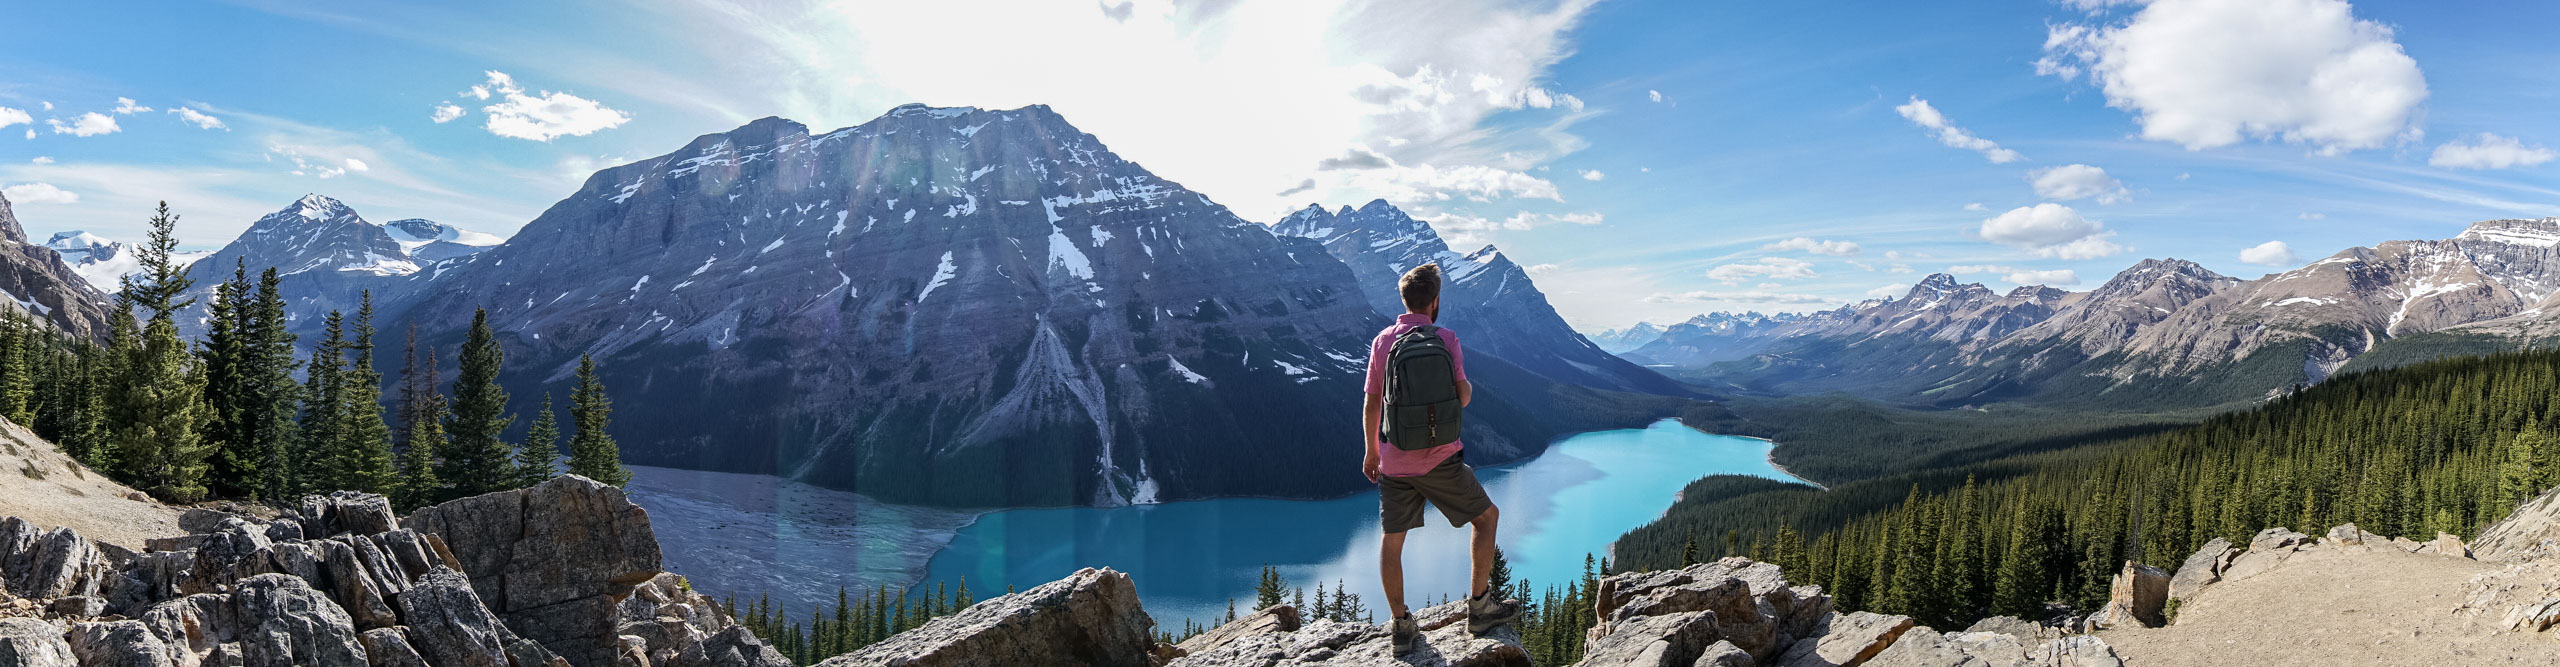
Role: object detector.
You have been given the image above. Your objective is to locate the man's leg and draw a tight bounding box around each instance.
[1467,505,1501,599]
[1380,530,1410,617]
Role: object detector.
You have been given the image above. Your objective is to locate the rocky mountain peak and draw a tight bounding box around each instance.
[2455,217,2560,248]
[288,193,357,222]
[0,191,23,245]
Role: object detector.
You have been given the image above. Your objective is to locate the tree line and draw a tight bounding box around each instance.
[16,201,629,510]
[1619,348,2560,631]
[728,580,976,665]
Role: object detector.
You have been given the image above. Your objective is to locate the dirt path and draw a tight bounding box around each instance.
[2101,545,2558,665]
[0,417,183,550]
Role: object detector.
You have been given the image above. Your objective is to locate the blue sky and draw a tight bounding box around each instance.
[3,0,2555,329]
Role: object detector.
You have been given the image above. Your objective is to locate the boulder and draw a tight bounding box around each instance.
[227,573,368,667]
[1161,606,1525,667]
[0,618,76,666]
[0,518,118,599]
[2088,562,2168,629]
[50,594,107,618]
[2474,485,2560,562]
[1773,611,1913,667]
[1573,610,1722,667]
[2320,523,2385,548]
[819,567,1155,667]
[2246,527,2310,552]
[1585,558,1801,660]
[2416,532,2472,559]
[1860,627,1973,667]
[2216,546,2295,585]
[294,492,399,539]
[1174,604,1300,656]
[1695,640,1753,667]
[1957,616,2053,645]
[2165,538,2236,603]
[667,626,793,667]
[404,475,662,667]
[2027,635,2122,667]
[317,539,401,631]
[359,628,432,667]
[67,620,175,667]
[394,568,513,667]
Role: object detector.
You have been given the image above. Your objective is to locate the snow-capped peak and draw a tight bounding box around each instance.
[291,193,353,221]
[2455,217,2560,248]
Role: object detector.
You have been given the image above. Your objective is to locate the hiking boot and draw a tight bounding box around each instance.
[1390,613,1418,652]
[1466,589,1522,634]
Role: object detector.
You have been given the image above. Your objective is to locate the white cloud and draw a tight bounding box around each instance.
[1339,161,1564,203]
[1867,284,1908,299]
[1946,264,2018,275]
[168,107,227,130]
[111,98,152,115]
[344,158,371,173]
[431,102,467,124]
[2239,240,2299,266]
[1647,90,1663,103]
[19,130,29,140]
[2038,0,2427,154]
[1706,257,1818,284]
[1428,210,1601,238]
[1888,263,1914,273]
[464,70,633,141]
[1963,202,1987,212]
[2003,269,2080,285]
[662,0,1602,221]
[2028,164,2129,204]
[267,145,380,180]
[2297,212,2325,220]
[1578,169,1604,181]
[1644,290,1835,305]
[1979,203,2126,259]
[37,102,49,111]
[1525,263,1559,274]
[0,107,30,129]
[46,113,120,137]
[1,183,79,204]
[1763,237,1862,256]
[1895,96,2023,163]
[2429,133,2556,170]
[29,157,52,165]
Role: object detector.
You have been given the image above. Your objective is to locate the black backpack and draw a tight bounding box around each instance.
[1381,325,1464,450]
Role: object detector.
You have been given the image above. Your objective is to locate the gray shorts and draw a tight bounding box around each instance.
[1379,452,1493,533]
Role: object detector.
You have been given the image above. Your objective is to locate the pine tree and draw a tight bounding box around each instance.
[296,310,348,494]
[198,261,255,498]
[0,314,37,427]
[513,394,559,488]
[106,202,211,502]
[336,292,397,495]
[2503,427,2546,507]
[242,268,300,501]
[442,308,515,499]
[565,355,629,486]
[1255,565,1286,609]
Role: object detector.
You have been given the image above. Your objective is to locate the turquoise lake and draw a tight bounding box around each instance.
[628,418,1800,628]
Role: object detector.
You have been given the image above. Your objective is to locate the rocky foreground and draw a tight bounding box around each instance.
[0,476,789,667]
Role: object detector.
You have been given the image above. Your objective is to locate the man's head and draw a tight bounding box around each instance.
[1399,263,1442,318]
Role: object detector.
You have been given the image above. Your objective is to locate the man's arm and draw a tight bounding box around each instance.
[1362,393,1385,483]
[1459,380,1472,407]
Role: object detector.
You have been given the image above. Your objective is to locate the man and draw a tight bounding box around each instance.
[1363,263,1521,652]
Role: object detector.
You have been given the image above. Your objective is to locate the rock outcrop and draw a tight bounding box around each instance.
[2085,563,2167,629]
[1165,601,1525,667]
[2163,538,2234,603]
[2473,484,2560,561]
[0,475,782,667]
[821,567,1157,667]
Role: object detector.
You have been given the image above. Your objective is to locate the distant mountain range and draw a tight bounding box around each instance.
[0,192,118,337]
[1624,217,2560,408]
[44,230,217,293]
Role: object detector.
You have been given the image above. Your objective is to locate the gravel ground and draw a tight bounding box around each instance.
[2103,544,2560,666]
[0,418,183,550]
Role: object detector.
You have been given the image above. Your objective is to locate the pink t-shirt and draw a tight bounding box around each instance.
[1366,313,1465,477]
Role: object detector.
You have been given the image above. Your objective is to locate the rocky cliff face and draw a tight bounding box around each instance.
[1271,200,1689,397]
[0,476,786,667]
[0,193,117,339]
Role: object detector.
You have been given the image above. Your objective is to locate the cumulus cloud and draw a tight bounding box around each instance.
[1578,169,1604,181]
[1647,90,1663,103]
[1429,210,1601,236]
[2239,240,2299,266]
[1963,202,1987,212]
[1763,237,1862,256]
[111,98,152,115]
[2037,0,2427,154]
[29,157,52,165]
[2004,268,2080,285]
[1867,284,1909,299]
[0,107,28,129]
[457,71,632,142]
[46,113,120,137]
[1,183,79,204]
[1338,162,1563,203]
[430,103,466,124]
[2429,133,2556,170]
[1946,264,2017,275]
[2029,164,2129,204]
[344,158,370,173]
[1644,290,1836,305]
[1979,203,2126,259]
[168,107,227,130]
[1707,257,1818,284]
[1895,96,2023,163]
[1525,263,1559,274]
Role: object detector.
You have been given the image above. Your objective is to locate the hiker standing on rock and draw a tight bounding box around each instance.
[1363,263,1523,653]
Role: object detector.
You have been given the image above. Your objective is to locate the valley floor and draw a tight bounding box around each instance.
[2104,546,2552,665]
